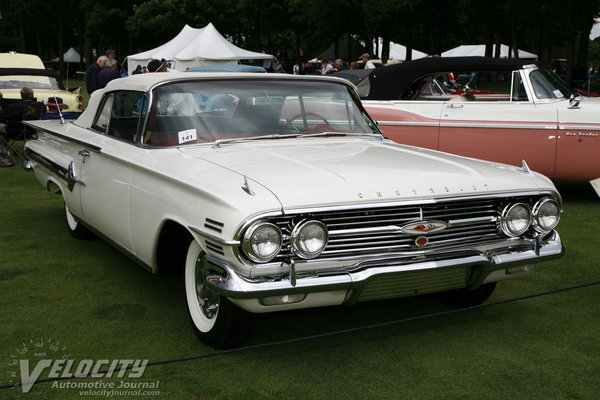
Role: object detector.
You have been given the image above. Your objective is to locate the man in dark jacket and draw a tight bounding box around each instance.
[97,58,121,89]
[86,56,108,95]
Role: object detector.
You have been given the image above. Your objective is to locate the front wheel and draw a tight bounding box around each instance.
[65,204,92,239]
[184,240,253,349]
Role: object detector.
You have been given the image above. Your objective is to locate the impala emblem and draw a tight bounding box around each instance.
[401,221,448,235]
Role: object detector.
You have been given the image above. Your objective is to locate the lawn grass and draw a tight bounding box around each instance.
[1,157,599,399]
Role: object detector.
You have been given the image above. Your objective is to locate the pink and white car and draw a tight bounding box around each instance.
[336,57,600,182]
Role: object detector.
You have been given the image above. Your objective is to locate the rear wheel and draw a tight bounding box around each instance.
[65,204,92,239]
[441,282,496,308]
[184,240,253,349]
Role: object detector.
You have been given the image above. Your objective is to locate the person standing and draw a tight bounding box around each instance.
[359,53,376,69]
[86,56,108,95]
[274,60,284,73]
[97,58,121,89]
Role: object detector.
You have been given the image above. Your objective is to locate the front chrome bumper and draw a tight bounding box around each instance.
[202,231,564,305]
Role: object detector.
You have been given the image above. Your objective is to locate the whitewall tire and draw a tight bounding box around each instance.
[184,240,253,348]
[65,204,92,239]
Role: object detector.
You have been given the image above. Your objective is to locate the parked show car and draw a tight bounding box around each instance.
[23,72,564,348]
[0,52,83,119]
[334,57,600,182]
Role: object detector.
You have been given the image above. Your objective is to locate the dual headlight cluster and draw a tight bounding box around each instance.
[500,197,561,237]
[242,220,328,263]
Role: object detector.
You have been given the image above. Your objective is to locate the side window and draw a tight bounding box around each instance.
[92,95,114,132]
[107,92,147,142]
[448,71,516,102]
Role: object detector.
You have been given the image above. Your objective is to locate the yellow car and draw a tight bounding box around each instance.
[0,52,83,118]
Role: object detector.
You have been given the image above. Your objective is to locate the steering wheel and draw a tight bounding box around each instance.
[282,112,330,132]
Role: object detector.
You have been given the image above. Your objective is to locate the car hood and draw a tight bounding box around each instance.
[181,138,552,210]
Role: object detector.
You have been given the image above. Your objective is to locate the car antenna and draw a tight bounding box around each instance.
[52,95,65,124]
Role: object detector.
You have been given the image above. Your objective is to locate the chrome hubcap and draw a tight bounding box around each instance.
[195,258,219,319]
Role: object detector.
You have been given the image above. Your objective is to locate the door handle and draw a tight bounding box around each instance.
[445,103,464,108]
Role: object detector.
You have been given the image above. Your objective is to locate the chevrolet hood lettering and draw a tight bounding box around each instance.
[401,221,448,235]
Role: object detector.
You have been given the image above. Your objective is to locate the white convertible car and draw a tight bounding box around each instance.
[23,72,564,348]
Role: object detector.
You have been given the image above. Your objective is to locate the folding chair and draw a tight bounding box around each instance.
[0,101,46,163]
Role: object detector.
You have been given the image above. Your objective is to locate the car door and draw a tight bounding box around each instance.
[438,71,558,178]
[555,100,600,181]
[364,101,444,150]
[76,91,147,252]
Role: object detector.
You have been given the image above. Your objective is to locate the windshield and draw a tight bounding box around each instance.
[145,79,380,147]
[529,69,573,100]
[0,75,61,91]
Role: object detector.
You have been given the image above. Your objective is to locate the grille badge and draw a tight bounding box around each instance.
[415,236,429,247]
[401,220,448,235]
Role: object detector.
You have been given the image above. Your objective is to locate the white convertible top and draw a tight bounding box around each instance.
[78,72,353,128]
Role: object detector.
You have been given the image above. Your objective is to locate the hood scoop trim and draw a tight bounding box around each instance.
[241,175,255,196]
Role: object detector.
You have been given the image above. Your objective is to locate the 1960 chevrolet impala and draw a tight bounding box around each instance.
[334,57,600,182]
[23,72,564,348]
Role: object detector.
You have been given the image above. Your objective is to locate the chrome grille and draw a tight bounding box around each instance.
[358,265,471,302]
[236,194,552,264]
[269,198,503,261]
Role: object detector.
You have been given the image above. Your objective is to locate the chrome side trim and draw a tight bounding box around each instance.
[23,122,102,153]
[189,225,241,246]
[439,121,556,130]
[377,121,439,128]
[25,148,86,192]
[375,120,557,130]
[558,124,600,132]
[25,147,69,183]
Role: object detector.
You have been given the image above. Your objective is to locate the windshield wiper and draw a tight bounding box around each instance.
[300,132,382,140]
[212,132,382,147]
[212,133,304,147]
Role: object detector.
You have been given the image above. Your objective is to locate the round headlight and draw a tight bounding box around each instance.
[532,197,561,232]
[242,222,282,263]
[290,220,328,259]
[501,203,531,237]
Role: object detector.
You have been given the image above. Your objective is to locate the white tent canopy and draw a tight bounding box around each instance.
[441,44,537,60]
[388,42,428,61]
[52,47,85,63]
[373,38,428,61]
[126,23,273,74]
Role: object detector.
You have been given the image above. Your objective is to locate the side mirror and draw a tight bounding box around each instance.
[568,93,582,109]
